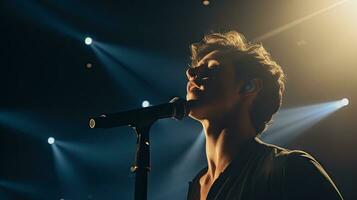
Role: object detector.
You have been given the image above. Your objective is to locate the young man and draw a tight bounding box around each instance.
[185,31,343,200]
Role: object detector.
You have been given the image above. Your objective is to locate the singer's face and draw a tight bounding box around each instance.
[186,50,243,120]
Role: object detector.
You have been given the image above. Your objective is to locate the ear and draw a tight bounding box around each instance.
[239,78,262,97]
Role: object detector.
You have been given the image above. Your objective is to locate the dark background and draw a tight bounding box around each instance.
[1,0,356,199]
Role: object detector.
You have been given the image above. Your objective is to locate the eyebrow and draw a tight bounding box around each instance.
[196,50,219,66]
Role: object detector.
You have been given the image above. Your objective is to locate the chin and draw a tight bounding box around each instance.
[186,96,216,121]
[186,92,238,121]
[188,110,208,121]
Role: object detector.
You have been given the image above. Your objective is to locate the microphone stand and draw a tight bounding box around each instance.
[89,97,192,200]
[130,120,154,200]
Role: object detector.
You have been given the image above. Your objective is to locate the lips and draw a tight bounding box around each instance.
[186,77,211,93]
[187,81,200,93]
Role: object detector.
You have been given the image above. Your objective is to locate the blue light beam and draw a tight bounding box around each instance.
[0,180,42,199]
[261,99,349,145]
[54,139,133,167]
[90,45,157,100]
[51,143,83,198]
[93,42,185,97]
[4,0,82,40]
[152,130,205,200]
[0,111,50,140]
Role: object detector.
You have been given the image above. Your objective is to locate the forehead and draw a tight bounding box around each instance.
[196,49,231,66]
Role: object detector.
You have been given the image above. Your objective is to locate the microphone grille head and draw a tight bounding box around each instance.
[89,118,96,128]
[169,97,181,103]
[169,97,188,120]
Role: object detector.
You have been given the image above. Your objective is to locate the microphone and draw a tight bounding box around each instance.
[89,97,194,128]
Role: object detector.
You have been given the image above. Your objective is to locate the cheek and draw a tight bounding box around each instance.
[211,75,237,97]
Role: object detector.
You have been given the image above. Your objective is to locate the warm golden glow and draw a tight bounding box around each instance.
[253,0,351,43]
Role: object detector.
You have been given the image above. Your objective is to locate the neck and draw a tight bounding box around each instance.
[200,111,256,181]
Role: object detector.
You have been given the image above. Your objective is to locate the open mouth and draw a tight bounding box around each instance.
[187,77,211,92]
[187,81,200,93]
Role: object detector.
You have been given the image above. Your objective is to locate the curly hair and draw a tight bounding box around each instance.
[190,31,286,134]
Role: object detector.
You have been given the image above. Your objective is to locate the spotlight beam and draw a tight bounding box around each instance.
[252,0,350,42]
[94,44,155,87]
[4,0,81,40]
[0,111,49,139]
[91,44,168,98]
[93,42,181,97]
[152,131,205,200]
[51,144,82,197]
[0,180,42,199]
[261,99,348,145]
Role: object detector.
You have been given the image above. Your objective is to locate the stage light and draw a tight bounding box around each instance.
[48,137,55,144]
[334,98,350,108]
[86,63,92,69]
[85,37,92,45]
[341,98,349,106]
[142,100,150,108]
[202,0,210,6]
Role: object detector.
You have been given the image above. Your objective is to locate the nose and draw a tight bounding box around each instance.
[186,64,206,80]
[186,67,197,81]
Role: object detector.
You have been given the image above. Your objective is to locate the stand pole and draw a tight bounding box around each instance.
[131,122,153,200]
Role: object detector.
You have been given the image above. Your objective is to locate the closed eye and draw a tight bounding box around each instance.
[207,60,220,69]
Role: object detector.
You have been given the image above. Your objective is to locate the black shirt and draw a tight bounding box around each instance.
[186,137,343,200]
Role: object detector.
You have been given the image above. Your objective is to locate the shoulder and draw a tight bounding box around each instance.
[255,138,343,200]
[254,137,328,168]
[253,137,306,162]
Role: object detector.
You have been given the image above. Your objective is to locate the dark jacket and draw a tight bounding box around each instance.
[187,137,343,200]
